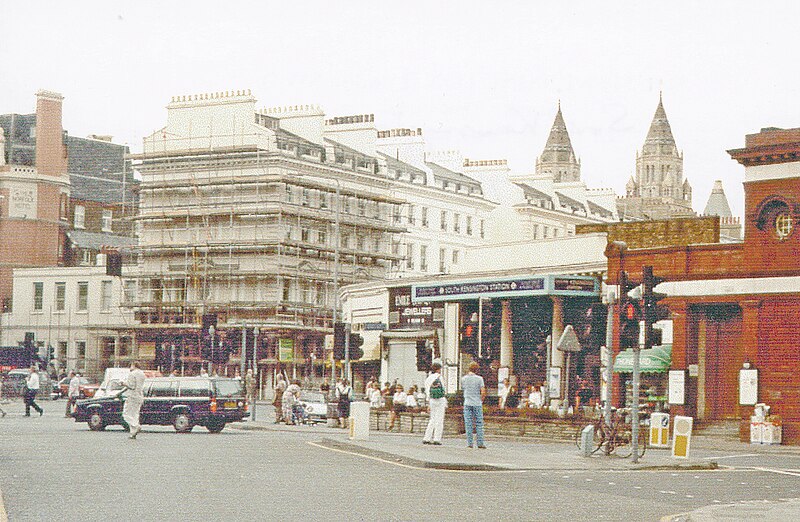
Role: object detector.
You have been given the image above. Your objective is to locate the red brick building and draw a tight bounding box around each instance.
[606,126,800,444]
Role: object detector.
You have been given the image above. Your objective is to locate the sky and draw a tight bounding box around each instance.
[3,1,800,219]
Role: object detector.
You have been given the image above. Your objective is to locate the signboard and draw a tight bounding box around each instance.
[547,367,561,399]
[363,322,387,331]
[555,325,582,353]
[411,274,598,302]
[278,338,294,362]
[739,368,758,406]
[668,370,685,405]
[9,185,37,219]
[388,286,443,329]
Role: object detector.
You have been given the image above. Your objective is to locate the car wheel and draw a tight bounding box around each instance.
[206,421,225,433]
[173,412,193,433]
[88,411,106,431]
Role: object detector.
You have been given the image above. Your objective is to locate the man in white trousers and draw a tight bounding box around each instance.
[122,361,146,439]
[423,361,447,445]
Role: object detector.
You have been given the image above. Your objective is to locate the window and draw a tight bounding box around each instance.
[316,283,325,305]
[420,245,428,271]
[453,213,460,233]
[74,205,85,229]
[393,206,402,224]
[81,250,92,266]
[282,279,291,301]
[55,282,66,311]
[358,198,366,216]
[343,197,351,214]
[319,192,328,210]
[776,211,794,240]
[439,248,446,272]
[101,280,112,311]
[406,243,414,269]
[301,227,310,242]
[407,204,415,225]
[480,219,485,239]
[101,210,113,232]
[466,216,472,235]
[452,250,460,264]
[58,341,67,360]
[76,341,86,361]
[285,185,294,203]
[77,282,88,311]
[440,210,447,231]
[421,207,429,227]
[301,188,310,206]
[318,230,327,245]
[179,380,210,397]
[302,282,311,303]
[148,380,177,397]
[123,280,136,304]
[33,282,44,311]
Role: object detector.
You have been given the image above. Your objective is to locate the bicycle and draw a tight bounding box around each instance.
[576,407,646,458]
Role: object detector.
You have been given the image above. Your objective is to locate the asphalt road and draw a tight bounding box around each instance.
[1,400,798,521]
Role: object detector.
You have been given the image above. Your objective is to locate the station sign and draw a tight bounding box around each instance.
[411,274,599,303]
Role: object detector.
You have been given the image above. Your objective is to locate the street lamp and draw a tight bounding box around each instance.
[208,324,215,375]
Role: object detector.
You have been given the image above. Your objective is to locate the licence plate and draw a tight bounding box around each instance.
[224,401,237,409]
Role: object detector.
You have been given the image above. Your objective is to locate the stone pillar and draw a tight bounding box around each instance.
[550,296,565,409]
[500,300,513,372]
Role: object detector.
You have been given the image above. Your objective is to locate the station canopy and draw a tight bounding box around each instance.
[613,345,672,374]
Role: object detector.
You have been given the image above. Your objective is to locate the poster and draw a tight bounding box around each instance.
[739,368,758,406]
[278,338,294,362]
[668,370,685,405]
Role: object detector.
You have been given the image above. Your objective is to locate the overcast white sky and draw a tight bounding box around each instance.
[3,1,800,218]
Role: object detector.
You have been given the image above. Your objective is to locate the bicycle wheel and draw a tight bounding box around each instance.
[592,424,607,455]
[613,427,634,458]
[635,427,647,458]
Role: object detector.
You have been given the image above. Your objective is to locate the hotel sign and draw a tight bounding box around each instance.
[412,275,598,302]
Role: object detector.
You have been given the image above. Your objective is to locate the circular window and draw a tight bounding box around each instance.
[775,211,794,240]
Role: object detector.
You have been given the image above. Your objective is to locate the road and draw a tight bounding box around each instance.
[0,401,798,521]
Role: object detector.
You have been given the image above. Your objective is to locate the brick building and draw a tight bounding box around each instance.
[606,126,800,444]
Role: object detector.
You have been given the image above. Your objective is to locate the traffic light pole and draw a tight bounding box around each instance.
[603,289,616,428]
[344,322,351,381]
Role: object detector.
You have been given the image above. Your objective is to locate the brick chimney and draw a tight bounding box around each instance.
[34,90,68,178]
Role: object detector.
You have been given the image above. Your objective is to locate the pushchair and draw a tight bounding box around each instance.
[290,402,309,425]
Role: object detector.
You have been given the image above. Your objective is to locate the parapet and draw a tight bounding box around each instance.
[377,127,422,138]
[262,104,324,117]
[36,89,64,101]
[326,114,375,126]
[463,159,508,167]
[169,89,253,104]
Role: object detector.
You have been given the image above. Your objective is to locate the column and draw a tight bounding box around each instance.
[550,296,565,409]
[499,300,513,372]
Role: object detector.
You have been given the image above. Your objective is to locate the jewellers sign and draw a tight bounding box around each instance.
[412,275,598,302]
[389,286,444,329]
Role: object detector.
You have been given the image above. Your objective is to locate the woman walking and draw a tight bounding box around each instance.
[422,362,447,446]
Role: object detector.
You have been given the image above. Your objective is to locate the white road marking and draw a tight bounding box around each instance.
[701,453,758,460]
[752,467,800,478]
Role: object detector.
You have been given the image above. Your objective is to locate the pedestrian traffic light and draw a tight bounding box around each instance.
[348,333,364,360]
[333,322,346,360]
[642,266,670,348]
[460,322,477,356]
[618,270,641,349]
[415,339,432,371]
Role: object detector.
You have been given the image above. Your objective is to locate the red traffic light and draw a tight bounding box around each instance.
[624,302,638,320]
[464,324,474,337]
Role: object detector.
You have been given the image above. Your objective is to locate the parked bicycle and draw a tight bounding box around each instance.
[574,407,647,458]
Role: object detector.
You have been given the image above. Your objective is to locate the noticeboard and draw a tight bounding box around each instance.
[548,367,561,399]
[668,370,685,405]
[739,368,758,406]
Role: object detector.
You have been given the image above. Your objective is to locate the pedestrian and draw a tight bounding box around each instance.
[122,361,146,439]
[505,384,520,409]
[422,362,446,446]
[245,368,257,410]
[381,382,393,409]
[24,365,44,417]
[66,371,80,417]
[0,376,6,418]
[282,379,301,424]
[388,384,406,431]
[405,385,419,410]
[498,378,510,409]
[368,381,382,408]
[335,378,353,428]
[200,368,209,377]
[461,362,487,449]
[170,369,179,377]
[273,373,287,424]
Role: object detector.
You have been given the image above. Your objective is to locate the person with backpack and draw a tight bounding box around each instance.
[422,362,447,446]
[335,378,353,428]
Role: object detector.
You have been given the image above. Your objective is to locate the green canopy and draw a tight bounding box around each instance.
[613,345,672,374]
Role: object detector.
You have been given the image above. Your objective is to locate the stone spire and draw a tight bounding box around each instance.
[536,103,580,183]
[703,180,733,217]
[644,92,677,149]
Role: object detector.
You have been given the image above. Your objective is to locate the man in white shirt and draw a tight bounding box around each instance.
[24,365,44,417]
[122,362,146,439]
[423,362,447,445]
[66,371,81,417]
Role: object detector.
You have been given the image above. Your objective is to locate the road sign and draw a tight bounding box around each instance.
[555,325,582,353]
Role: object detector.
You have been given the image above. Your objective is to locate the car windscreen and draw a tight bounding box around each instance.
[300,391,325,403]
[179,379,210,397]
[213,380,243,398]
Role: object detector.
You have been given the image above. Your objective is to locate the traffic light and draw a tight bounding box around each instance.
[642,266,670,348]
[618,270,641,349]
[415,339,432,371]
[333,322,346,360]
[460,322,477,356]
[582,303,608,347]
[348,333,364,360]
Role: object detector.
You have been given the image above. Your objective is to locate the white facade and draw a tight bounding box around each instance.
[1,258,135,377]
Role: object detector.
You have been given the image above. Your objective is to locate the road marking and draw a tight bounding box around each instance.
[752,467,800,478]
[701,453,758,460]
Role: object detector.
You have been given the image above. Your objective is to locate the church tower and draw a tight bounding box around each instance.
[618,94,694,220]
[535,103,581,182]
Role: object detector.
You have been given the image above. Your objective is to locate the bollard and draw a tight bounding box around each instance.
[649,412,670,449]
[580,425,595,457]
[671,416,693,458]
[349,401,370,441]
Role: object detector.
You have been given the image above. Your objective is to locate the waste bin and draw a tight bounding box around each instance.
[349,401,370,441]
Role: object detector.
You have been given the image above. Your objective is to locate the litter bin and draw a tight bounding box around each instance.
[349,401,370,441]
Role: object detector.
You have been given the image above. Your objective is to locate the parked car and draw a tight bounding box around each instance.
[1,369,53,400]
[72,376,248,433]
[55,376,99,399]
[92,368,162,399]
[297,390,328,424]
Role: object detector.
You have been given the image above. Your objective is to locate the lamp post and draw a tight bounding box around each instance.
[240,322,247,379]
[252,327,259,421]
[208,324,215,375]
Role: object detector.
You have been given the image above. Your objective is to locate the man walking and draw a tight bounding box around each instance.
[24,365,44,417]
[245,368,257,411]
[273,373,287,424]
[422,362,447,446]
[66,371,80,417]
[122,362,146,439]
[461,362,487,449]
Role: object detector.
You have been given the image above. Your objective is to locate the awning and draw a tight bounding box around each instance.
[613,345,672,374]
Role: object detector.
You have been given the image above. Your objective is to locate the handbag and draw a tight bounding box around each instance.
[429,377,445,399]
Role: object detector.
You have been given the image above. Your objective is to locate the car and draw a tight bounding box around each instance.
[55,376,99,400]
[92,368,161,399]
[72,376,249,433]
[1,369,53,400]
[297,390,328,424]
